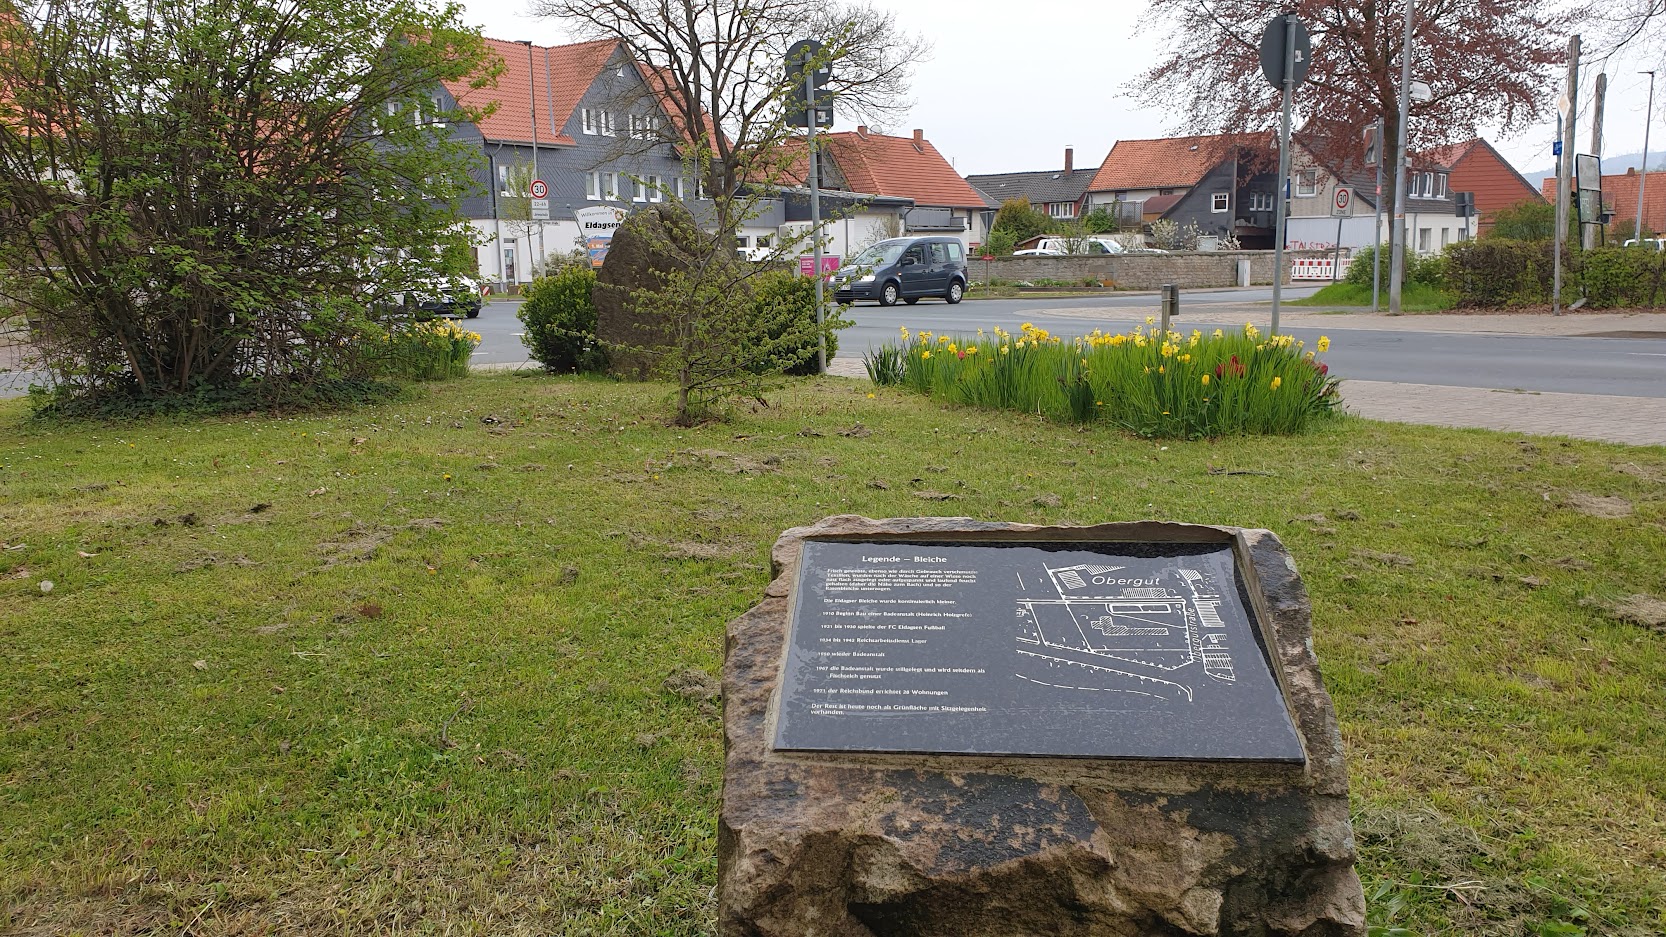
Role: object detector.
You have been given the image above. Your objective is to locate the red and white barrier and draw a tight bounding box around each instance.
[1289,257,1352,281]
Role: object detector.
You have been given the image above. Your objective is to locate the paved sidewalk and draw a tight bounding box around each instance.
[826,356,1665,447]
[1339,380,1666,446]
[1041,303,1666,338]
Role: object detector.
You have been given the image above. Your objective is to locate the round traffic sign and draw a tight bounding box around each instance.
[529,179,548,199]
[1333,187,1351,213]
[1259,15,1311,90]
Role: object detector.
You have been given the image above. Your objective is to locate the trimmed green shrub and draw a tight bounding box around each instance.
[1443,239,1556,307]
[1344,244,1445,290]
[748,269,844,376]
[1082,206,1118,233]
[518,265,608,373]
[1577,247,1666,308]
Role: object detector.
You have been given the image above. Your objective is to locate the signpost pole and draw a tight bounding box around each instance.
[1554,35,1580,316]
[1270,14,1298,337]
[1388,0,1415,316]
[1372,120,1383,312]
[805,52,827,375]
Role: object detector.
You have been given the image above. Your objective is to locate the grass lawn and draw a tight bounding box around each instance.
[1,372,1663,935]
[1291,281,1458,312]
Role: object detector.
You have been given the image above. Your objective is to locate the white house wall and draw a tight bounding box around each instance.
[1286,213,1470,255]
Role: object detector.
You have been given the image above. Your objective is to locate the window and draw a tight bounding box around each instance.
[1295,169,1319,197]
[1048,201,1075,219]
[1458,228,1471,243]
[430,95,445,123]
[947,242,964,263]
[755,234,772,250]
[1211,192,1229,213]
[674,177,685,200]
[582,108,599,134]
[903,246,923,263]
[629,115,658,139]
[602,172,616,200]
[598,110,614,136]
[1248,191,1274,212]
[1441,228,1450,248]
[1418,227,1432,252]
[930,243,950,264]
[631,177,647,202]
[647,174,664,202]
[1436,173,1449,199]
[586,171,601,199]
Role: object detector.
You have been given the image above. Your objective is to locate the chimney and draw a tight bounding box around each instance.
[913,128,924,143]
[1064,147,1074,173]
[1629,167,1637,175]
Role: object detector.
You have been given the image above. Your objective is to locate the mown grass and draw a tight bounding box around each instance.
[1291,281,1458,311]
[1,372,1663,935]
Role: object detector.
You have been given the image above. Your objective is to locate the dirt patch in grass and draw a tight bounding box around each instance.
[1582,593,1666,631]
[1564,491,1635,518]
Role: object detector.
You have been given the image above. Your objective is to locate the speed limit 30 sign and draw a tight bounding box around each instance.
[529,179,548,200]
[1331,186,1353,216]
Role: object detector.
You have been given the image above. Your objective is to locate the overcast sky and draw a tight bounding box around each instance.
[463,0,1663,179]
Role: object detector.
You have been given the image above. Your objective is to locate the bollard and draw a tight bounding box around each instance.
[1160,283,1179,336]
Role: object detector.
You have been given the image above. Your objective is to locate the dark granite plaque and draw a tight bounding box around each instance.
[772,538,1305,762]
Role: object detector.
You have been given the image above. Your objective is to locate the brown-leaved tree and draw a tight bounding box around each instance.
[1132,0,1583,215]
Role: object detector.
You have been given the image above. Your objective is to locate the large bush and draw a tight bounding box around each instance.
[990,198,1052,244]
[749,270,843,376]
[1443,239,1557,307]
[0,0,493,411]
[1485,200,1557,241]
[518,266,608,373]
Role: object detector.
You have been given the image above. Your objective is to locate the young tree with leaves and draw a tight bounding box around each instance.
[0,0,496,408]
[1132,0,1581,220]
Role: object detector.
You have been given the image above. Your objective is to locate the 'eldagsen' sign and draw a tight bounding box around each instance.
[575,205,627,269]
[772,539,1305,762]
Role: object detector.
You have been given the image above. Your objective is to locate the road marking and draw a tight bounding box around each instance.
[1626,352,1666,357]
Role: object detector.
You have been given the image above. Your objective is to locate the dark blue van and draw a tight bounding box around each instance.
[832,236,968,306]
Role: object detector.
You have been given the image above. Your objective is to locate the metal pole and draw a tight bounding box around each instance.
[1587,71,1606,250]
[1373,120,1383,312]
[806,55,826,374]
[1554,35,1580,316]
[523,41,542,278]
[1389,0,1415,315]
[1638,71,1655,242]
[1331,214,1343,282]
[1270,13,1297,336]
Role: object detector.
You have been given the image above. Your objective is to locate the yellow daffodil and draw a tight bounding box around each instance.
[1145,315,1156,325]
[1158,365,1166,374]
[966,346,978,355]
[1270,376,1282,391]
[1317,335,1331,352]
[1212,328,1224,338]
[921,350,931,359]
[1201,373,1210,385]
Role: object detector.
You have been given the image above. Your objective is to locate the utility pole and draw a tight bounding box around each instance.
[1388,0,1415,315]
[1553,35,1580,316]
[1587,71,1606,249]
[1639,71,1656,242]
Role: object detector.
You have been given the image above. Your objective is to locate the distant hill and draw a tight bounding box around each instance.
[1522,151,1666,188]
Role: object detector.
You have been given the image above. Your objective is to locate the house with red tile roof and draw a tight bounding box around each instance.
[433,37,756,287]
[1285,138,1465,256]
[1420,139,1543,235]
[1083,134,1281,248]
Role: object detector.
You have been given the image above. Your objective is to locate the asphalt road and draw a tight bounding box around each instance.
[465,291,1666,400]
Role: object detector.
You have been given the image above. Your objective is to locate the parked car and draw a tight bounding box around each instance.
[1623,237,1666,252]
[832,236,968,306]
[1013,247,1064,257]
[399,274,484,319]
[1031,237,1125,256]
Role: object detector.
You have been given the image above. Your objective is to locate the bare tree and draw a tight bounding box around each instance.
[1131,0,1583,219]
[534,0,926,233]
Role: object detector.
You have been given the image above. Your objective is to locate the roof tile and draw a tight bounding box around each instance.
[442,37,616,146]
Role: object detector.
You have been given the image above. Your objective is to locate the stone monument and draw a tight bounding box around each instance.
[719,516,1366,936]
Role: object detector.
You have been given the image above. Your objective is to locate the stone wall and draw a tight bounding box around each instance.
[967,250,1336,289]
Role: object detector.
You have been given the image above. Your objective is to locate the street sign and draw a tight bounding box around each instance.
[1553,140,1563,156]
[531,199,550,221]
[529,179,548,199]
[784,39,833,129]
[1331,186,1353,216]
[1259,15,1311,89]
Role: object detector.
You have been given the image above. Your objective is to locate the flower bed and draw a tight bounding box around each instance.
[864,321,1340,438]
[378,319,482,381]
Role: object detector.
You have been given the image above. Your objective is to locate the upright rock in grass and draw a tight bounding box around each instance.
[718,515,1366,937]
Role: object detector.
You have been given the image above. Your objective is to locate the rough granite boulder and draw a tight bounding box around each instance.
[718,515,1366,937]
